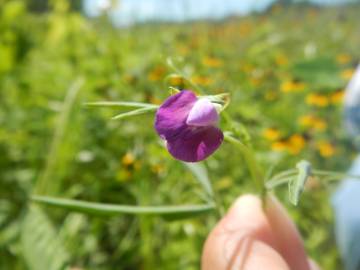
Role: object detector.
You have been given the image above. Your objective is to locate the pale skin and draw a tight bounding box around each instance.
[201,195,320,270]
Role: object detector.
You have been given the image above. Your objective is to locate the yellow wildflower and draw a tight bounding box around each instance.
[271,141,287,152]
[299,115,315,127]
[298,115,327,131]
[122,152,135,166]
[275,54,289,66]
[341,69,355,80]
[168,74,184,86]
[263,128,281,141]
[192,75,213,86]
[148,66,166,81]
[336,54,351,65]
[306,93,329,107]
[202,57,223,68]
[312,119,327,131]
[151,164,164,175]
[330,90,344,104]
[281,80,305,93]
[317,141,335,157]
[287,134,306,155]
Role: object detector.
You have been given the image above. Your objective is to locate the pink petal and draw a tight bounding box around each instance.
[186,98,219,127]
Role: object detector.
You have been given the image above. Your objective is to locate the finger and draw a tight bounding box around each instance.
[309,258,321,270]
[201,195,290,270]
[265,195,311,270]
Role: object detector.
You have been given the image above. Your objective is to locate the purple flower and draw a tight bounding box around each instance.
[154,90,223,162]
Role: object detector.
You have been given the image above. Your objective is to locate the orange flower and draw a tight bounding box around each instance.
[191,75,213,86]
[312,119,327,131]
[122,152,135,166]
[168,74,184,86]
[330,90,344,104]
[299,115,315,127]
[336,54,351,65]
[151,164,164,175]
[263,128,281,141]
[275,54,289,66]
[317,141,335,157]
[271,134,306,155]
[148,66,166,81]
[298,115,327,131]
[287,134,306,154]
[271,141,287,152]
[281,80,305,93]
[202,57,223,68]
[306,93,329,107]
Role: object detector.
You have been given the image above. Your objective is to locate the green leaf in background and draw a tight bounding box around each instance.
[111,106,158,120]
[35,77,85,195]
[85,101,159,109]
[21,206,69,270]
[32,196,215,220]
[291,57,343,89]
[183,162,214,199]
[85,101,158,120]
[288,160,312,206]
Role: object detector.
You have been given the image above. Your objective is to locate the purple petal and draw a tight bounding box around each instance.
[154,90,197,140]
[186,98,219,127]
[166,126,224,162]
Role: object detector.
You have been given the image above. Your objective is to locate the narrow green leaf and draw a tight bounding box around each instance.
[32,196,215,219]
[288,160,312,206]
[85,101,159,109]
[21,206,69,270]
[111,106,157,120]
[183,162,214,198]
[35,77,84,194]
[0,220,19,247]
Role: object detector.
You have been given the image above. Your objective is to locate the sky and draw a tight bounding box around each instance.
[83,0,358,27]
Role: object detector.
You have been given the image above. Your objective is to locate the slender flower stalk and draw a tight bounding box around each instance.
[224,133,265,196]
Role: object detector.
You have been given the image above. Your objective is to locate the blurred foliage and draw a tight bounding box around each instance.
[0,0,360,269]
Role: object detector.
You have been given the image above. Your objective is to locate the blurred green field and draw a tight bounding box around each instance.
[1,1,360,269]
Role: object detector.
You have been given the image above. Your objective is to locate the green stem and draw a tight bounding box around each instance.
[266,170,360,190]
[224,133,265,196]
[265,176,296,189]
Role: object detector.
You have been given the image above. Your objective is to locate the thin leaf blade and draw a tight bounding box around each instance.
[85,101,158,109]
[111,107,157,120]
[32,196,215,219]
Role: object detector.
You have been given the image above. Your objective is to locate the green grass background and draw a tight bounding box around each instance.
[1,1,360,269]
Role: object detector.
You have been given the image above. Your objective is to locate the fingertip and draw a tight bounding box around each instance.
[265,194,311,270]
[226,194,262,223]
[202,236,290,270]
[202,194,279,269]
